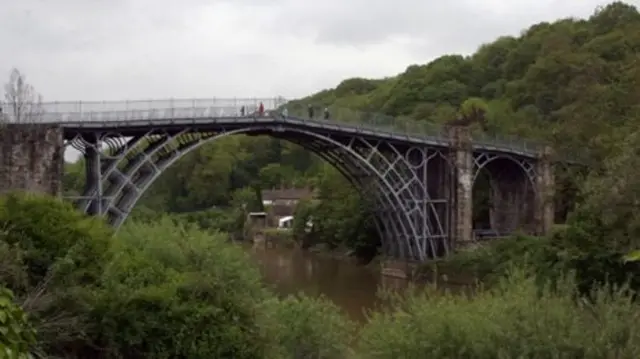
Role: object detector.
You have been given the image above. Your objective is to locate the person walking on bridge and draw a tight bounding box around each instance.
[282,107,288,119]
[308,104,314,119]
[258,102,265,116]
[240,106,246,116]
[323,107,330,120]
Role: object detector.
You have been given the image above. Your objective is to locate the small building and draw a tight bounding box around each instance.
[261,188,314,207]
[261,187,315,227]
[246,211,268,242]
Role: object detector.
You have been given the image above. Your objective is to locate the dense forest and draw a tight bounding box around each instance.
[64,2,640,254]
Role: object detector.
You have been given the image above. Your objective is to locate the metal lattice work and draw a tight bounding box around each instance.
[67,122,455,260]
[472,152,537,190]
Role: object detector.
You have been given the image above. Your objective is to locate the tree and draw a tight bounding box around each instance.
[2,68,43,123]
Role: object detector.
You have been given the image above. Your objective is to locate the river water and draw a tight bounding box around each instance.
[246,244,442,322]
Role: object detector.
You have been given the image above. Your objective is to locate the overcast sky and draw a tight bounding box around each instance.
[1,0,636,103]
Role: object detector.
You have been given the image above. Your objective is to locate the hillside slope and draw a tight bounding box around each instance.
[289,1,640,162]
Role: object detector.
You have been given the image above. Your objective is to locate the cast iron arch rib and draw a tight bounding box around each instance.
[309,142,410,259]
[75,125,445,260]
[107,128,417,259]
[280,137,399,256]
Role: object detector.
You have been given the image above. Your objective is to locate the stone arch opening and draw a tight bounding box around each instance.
[77,124,446,260]
[472,154,536,238]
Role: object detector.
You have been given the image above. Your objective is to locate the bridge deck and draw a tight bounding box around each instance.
[1,99,544,159]
[58,115,540,158]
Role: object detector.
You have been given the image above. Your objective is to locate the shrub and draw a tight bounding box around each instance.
[0,192,112,289]
[263,228,296,248]
[264,294,354,359]
[0,192,112,356]
[422,234,561,284]
[89,218,275,359]
[0,287,36,359]
[357,270,640,359]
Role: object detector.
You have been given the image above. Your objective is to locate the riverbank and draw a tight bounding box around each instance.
[255,227,486,283]
[255,227,482,284]
[6,193,640,358]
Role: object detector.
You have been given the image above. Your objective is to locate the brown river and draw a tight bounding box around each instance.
[245,244,465,322]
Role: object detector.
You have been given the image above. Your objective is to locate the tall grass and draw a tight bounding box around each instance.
[357,270,640,359]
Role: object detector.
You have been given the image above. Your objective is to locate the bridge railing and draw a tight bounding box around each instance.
[286,103,446,137]
[0,97,544,154]
[0,97,287,122]
[283,103,544,153]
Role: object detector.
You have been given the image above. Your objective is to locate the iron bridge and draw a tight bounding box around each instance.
[4,98,554,261]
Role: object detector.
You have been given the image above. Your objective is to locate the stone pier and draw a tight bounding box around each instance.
[0,124,64,196]
[449,127,473,247]
[534,146,555,235]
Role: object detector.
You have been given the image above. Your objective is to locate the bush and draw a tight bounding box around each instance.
[0,192,112,356]
[357,271,640,358]
[263,228,296,248]
[89,218,275,359]
[422,234,561,284]
[0,192,112,289]
[0,287,36,359]
[264,294,354,359]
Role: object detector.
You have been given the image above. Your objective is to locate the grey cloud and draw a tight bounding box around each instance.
[1,0,639,103]
[263,0,635,54]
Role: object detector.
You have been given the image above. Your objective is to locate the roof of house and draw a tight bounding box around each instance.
[270,204,295,217]
[261,188,313,201]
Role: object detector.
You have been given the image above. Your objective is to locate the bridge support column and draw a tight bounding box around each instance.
[83,134,103,216]
[0,124,63,196]
[534,146,554,235]
[449,127,473,248]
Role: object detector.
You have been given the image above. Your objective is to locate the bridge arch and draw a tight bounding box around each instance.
[472,152,537,236]
[472,152,536,189]
[72,123,447,260]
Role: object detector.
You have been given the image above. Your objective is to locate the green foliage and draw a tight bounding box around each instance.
[298,165,379,257]
[0,192,112,290]
[357,271,640,359]
[264,295,354,359]
[90,219,273,359]
[0,193,113,357]
[427,235,560,283]
[262,228,296,248]
[0,288,35,359]
[0,193,354,359]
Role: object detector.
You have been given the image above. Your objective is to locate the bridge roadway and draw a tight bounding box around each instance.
[7,98,543,159]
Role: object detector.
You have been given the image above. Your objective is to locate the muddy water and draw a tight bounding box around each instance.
[245,244,462,322]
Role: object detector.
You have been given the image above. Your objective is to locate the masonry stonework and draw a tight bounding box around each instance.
[448,126,474,247]
[534,146,555,235]
[0,124,64,196]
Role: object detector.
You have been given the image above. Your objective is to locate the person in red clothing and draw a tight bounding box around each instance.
[258,102,265,115]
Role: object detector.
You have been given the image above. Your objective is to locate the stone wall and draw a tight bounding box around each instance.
[448,126,474,247]
[0,124,64,196]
